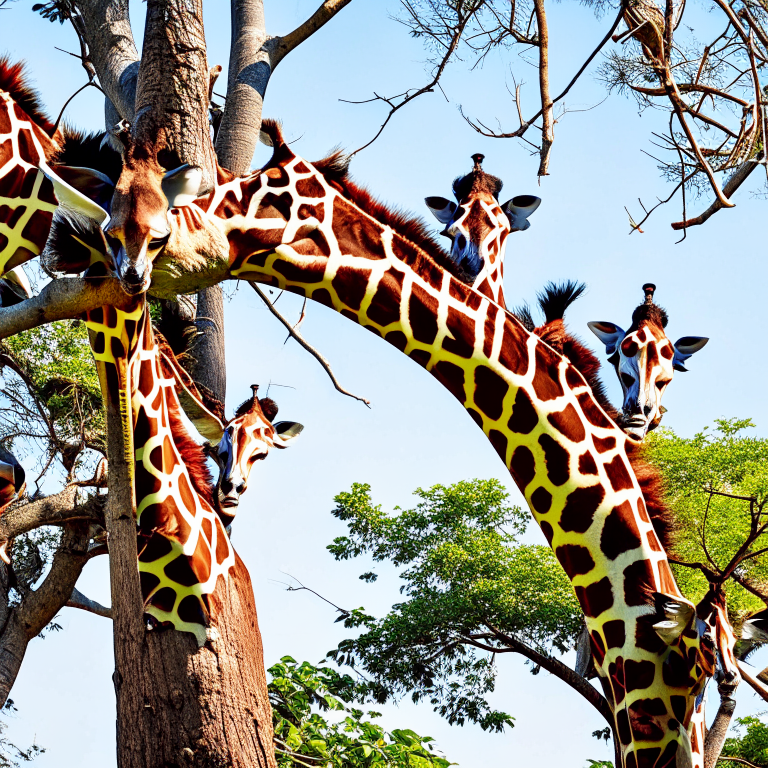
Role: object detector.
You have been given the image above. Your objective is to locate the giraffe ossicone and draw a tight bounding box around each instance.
[425,152,541,308]
[588,283,708,440]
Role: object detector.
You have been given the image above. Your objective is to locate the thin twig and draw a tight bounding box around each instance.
[249,283,371,407]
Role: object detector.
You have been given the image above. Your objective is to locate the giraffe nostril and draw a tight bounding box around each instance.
[220,479,233,495]
[455,234,467,251]
[236,482,246,495]
[644,405,652,416]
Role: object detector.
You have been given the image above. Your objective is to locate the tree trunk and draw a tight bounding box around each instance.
[703,684,738,768]
[190,286,227,403]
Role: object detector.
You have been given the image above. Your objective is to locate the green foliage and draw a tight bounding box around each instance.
[0,318,104,480]
[326,480,582,732]
[584,761,613,768]
[644,419,768,616]
[717,715,768,767]
[269,657,453,767]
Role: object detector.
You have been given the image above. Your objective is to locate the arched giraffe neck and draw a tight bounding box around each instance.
[172,150,708,767]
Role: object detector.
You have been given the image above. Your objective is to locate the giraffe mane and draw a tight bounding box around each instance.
[165,385,216,507]
[0,57,55,135]
[533,281,676,553]
[53,127,124,183]
[259,119,470,284]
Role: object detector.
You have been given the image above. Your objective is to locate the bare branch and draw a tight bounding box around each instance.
[464,5,624,140]
[532,0,553,176]
[737,660,768,702]
[66,587,112,619]
[248,283,371,407]
[0,487,103,543]
[275,0,354,63]
[483,621,614,729]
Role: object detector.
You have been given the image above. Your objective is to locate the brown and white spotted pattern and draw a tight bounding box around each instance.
[147,129,712,767]
[130,308,235,645]
[0,85,58,275]
[425,153,540,308]
[31,104,716,764]
[589,284,708,440]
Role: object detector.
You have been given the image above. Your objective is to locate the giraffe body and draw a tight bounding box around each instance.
[28,81,723,763]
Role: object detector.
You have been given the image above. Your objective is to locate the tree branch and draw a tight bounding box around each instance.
[737,660,768,702]
[483,621,614,729]
[66,587,112,619]
[532,0,553,176]
[274,0,354,64]
[248,283,370,407]
[0,487,103,543]
[0,278,134,342]
[72,0,140,123]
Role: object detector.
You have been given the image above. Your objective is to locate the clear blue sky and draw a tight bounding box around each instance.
[2,1,767,766]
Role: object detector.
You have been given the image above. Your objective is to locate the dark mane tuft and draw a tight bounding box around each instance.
[512,303,536,332]
[537,281,587,324]
[259,397,278,422]
[631,301,669,330]
[313,150,351,185]
[260,119,286,148]
[452,169,503,201]
[528,284,675,553]
[0,57,55,135]
[54,128,123,183]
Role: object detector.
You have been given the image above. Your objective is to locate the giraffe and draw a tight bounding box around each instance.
[80,294,303,644]
[44,118,724,768]
[425,152,541,307]
[516,281,708,440]
[517,279,740,761]
[0,59,119,280]
[588,283,708,440]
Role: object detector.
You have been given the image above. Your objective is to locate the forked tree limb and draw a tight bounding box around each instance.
[248,283,370,407]
[72,0,140,122]
[275,0,355,64]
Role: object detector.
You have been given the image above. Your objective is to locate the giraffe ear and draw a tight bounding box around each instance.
[502,195,541,232]
[651,592,696,644]
[741,608,768,643]
[587,321,626,355]
[53,166,115,210]
[273,421,304,448]
[38,160,110,226]
[672,336,708,372]
[162,164,204,208]
[425,197,457,225]
[0,267,31,305]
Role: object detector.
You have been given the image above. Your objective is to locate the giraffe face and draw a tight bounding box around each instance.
[589,316,707,440]
[216,395,303,512]
[426,157,539,306]
[105,159,202,295]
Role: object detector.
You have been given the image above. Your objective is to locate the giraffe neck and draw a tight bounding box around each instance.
[185,149,708,767]
[0,89,59,276]
[85,301,233,646]
[469,198,508,308]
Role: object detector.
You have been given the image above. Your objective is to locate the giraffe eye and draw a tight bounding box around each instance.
[656,379,668,391]
[149,232,170,250]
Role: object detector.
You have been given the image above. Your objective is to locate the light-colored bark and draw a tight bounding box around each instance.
[73,0,140,122]
[704,685,738,768]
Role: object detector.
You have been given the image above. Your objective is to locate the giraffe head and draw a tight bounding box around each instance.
[215,385,303,515]
[104,141,203,295]
[38,135,204,295]
[425,154,540,300]
[588,284,708,440]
